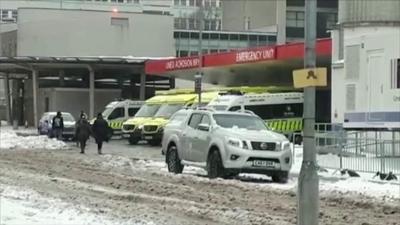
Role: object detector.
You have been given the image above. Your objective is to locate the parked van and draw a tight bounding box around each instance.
[92,99,144,136]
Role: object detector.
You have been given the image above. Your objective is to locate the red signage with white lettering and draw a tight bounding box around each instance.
[165,57,200,70]
[145,56,201,75]
[145,38,332,75]
[204,46,276,67]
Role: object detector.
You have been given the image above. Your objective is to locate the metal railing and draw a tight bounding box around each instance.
[293,124,400,174]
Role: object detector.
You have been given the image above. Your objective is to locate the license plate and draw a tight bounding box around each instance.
[122,134,130,138]
[144,136,153,140]
[252,160,274,167]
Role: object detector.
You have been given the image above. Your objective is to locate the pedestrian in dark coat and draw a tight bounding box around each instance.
[52,111,64,140]
[76,115,91,154]
[92,113,110,154]
[75,111,88,147]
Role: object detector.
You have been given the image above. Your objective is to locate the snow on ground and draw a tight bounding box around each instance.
[101,147,400,202]
[0,126,67,150]
[0,185,156,225]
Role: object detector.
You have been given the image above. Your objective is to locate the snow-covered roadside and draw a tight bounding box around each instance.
[288,146,400,200]
[0,126,67,150]
[0,185,155,225]
[98,150,400,202]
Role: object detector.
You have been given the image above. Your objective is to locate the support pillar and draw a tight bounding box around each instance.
[4,74,11,124]
[130,77,135,99]
[32,70,39,127]
[59,70,65,87]
[169,78,175,89]
[88,66,95,119]
[139,72,146,100]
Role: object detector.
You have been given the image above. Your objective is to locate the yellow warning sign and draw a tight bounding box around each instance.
[293,67,327,88]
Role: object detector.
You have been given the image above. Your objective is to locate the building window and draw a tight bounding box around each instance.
[345,45,360,79]
[258,35,267,45]
[180,51,189,57]
[174,0,180,5]
[0,9,17,23]
[287,11,304,28]
[229,34,238,41]
[189,0,195,6]
[325,13,338,29]
[391,59,400,89]
[174,18,187,29]
[211,0,217,7]
[244,17,250,30]
[196,0,202,7]
[210,20,218,30]
[180,0,187,6]
[190,32,199,39]
[188,18,197,29]
[204,19,210,30]
[210,33,219,40]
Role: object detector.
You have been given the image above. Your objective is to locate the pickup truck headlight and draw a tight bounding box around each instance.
[226,137,249,149]
[227,138,241,148]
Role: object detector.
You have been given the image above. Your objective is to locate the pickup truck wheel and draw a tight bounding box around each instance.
[272,171,289,183]
[207,150,225,179]
[166,145,184,174]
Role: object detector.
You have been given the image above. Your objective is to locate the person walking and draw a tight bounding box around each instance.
[52,111,64,140]
[76,114,91,154]
[75,111,88,147]
[91,113,110,154]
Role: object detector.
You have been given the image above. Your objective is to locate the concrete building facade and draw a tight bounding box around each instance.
[17,8,174,57]
[331,0,400,129]
[221,0,338,43]
[0,7,175,125]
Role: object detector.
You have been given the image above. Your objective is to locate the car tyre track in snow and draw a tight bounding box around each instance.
[0,149,399,225]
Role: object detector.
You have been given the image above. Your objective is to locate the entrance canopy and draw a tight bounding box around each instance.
[0,56,170,83]
[145,38,332,87]
[0,56,173,126]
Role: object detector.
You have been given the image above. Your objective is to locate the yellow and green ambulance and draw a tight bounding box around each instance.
[208,91,304,144]
[141,93,197,146]
[121,95,168,144]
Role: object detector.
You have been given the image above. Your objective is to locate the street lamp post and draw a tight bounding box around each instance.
[195,0,204,106]
[297,0,319,225]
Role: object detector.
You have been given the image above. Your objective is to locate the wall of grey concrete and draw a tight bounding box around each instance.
[222,0,280,35]
[0,30,17,57]
[38,88,121,122]
[0,26,17,121]
[17,8,175,57]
